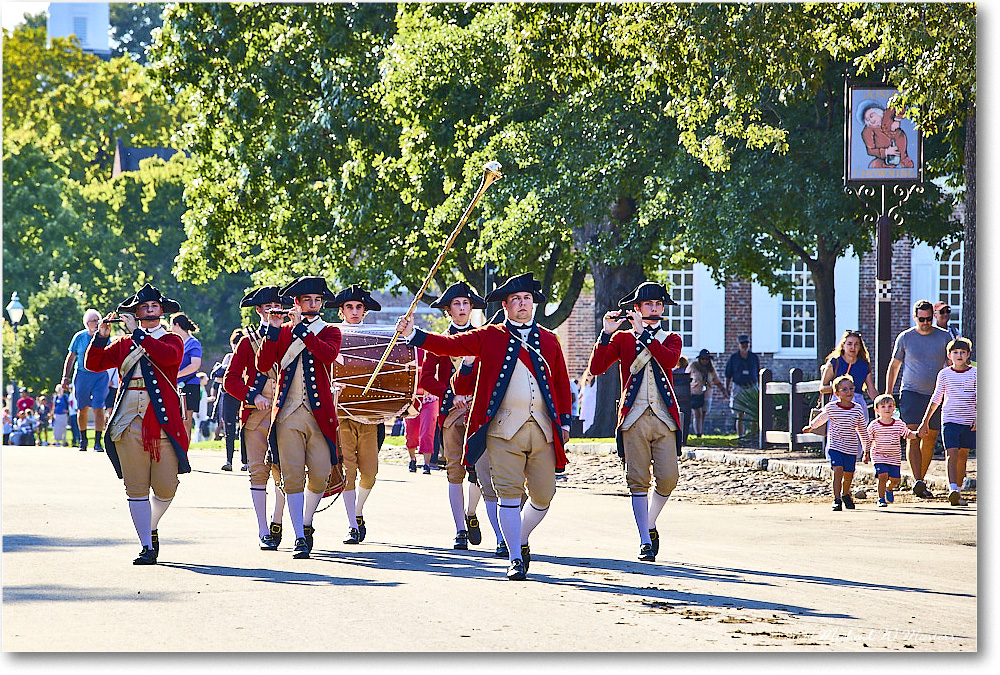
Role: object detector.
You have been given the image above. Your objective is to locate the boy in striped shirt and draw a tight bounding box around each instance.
[918,338,976,506]
[864,394,917,507]
[803,375,871,511]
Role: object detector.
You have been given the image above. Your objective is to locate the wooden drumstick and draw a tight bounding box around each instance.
[361,161,502,395]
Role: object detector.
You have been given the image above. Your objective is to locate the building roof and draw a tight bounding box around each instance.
[112,138,188,177]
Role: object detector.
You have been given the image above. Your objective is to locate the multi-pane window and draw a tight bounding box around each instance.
[664,268,694,348]
[780,262,815,349]
[73,17,88,44]
[938,242,963,331]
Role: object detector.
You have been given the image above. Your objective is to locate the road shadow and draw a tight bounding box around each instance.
[3,584,173,603]
[3,533,128,552]
[157,561,402,587]
[304,542,507,581]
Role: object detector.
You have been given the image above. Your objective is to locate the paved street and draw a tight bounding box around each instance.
[2,444,977,652]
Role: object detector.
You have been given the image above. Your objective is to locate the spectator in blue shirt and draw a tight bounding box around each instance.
[724,334,760,437]
[61,309,109,452]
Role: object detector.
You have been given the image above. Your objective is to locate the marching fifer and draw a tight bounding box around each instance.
[223,286,290,550]
[419,281,492,550]
[256,276,343,559]
[328,284,384,545]
[397,273,572,581]
[587,281,683,562]
[85,284,190,565]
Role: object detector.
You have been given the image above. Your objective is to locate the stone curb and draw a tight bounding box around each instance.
[567,443,959,492]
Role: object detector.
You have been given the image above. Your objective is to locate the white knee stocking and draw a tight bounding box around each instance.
[128,498,152,547]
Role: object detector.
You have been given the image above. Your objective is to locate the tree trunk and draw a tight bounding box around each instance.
[587,259,647,438]
[810,254,837,376]
[571,196,646,438]
[963,109,976,356]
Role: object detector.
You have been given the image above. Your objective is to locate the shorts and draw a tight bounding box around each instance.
[898,390,941,429]
[942,423,975,450]
[874,463,901,479]
[73,369,111,409]
[691,393,705,409]
[181,382,202,416]
[828,449,857,473]
[730,383,756,411]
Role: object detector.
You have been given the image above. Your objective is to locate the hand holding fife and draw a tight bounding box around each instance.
[627,309,644,334]
[396,315,415,339]
[602,311,625,334]
[120,313,137,333]
[288,305,302,327]
[98,312,115,338]
[266,308,284,328]
[253,394,270,411]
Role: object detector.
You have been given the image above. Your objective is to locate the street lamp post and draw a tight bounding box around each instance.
[5,291,27,404]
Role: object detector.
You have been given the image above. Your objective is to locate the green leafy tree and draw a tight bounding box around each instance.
[2,273,87,397]
[110,3,165,65]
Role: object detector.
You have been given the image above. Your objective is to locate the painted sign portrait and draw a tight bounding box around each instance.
[845,85,922,184]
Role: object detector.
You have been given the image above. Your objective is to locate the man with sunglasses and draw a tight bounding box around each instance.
[885,299,952,499]
[933,302,960,340]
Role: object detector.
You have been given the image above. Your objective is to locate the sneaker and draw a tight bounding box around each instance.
[506,559,527,581]
[841,493,855,510]
[355,516,366,543]
[832,498,843,512]
[878,498,888,507]
[94,445,104,453]
[221,462,233,471]
[913,479,934,499]
[343,527,361,545]
[241,464,249,471]
[638,543,655,562]
[408,459,417,473]
[465,514,482,545]
[454,530,469,550]
[885,489,894,503]
[495,541,509,558]
[954,496,968,506]
[422,464,431,475]
[948,490,962,506]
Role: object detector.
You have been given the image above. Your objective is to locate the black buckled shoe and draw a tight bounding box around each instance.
[355,516,366,543]
[520,544,531,573]
[260,533,278,551]
[495,541,508,558]
[151,529,159,556]
[507,559,527,581]
[343,527,361,545]
[454,530,469,550]
[292,537,310,559]
[133,546,157,565]
[303,525,315,552]
[269,522,282,548]
[649,528,659,557]
[638,543,655,562]
[465,514,482,545]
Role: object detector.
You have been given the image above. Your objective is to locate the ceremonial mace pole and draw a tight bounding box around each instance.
[361,161,503,395]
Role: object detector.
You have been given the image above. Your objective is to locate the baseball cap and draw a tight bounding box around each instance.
[933,301,951,313]
[737,334,750,343]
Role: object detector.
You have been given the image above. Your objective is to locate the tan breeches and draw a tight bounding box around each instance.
[473,447,498,501]
[486,420,555,506]
[443,419,468,484]
[117,416,180,500]
[243,421,281,487]
[274,406,332,495]
[339,418,378,491]
[623,409,679,496]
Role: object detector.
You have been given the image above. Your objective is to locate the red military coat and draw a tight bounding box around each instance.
[256,320,342,466]
[588,327,684,431]
[85,329,190,477]
[411,323,572,469]
[419,325,475,426]
[223,327,274,427]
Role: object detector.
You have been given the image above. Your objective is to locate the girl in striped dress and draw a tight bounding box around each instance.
[864,394,918,506]
[803,375,871,511]
[918,338,976,506]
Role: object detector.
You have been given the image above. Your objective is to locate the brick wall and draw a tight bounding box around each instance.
[724,279,753,350]
[857,235,915,382]
[555,284,597,382]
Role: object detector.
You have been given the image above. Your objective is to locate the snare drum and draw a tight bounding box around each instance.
[332,325,419,423]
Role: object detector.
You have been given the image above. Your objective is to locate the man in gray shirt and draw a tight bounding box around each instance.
[885,299,952,498]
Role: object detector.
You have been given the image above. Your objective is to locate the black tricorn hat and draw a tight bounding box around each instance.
[240,285,291,308]
[430,281,487,310]
[488,308,506,325]
[117,283,180,314]
[279,276,337,303]
[485,273,546,304]
[618,281,676,309]
[326,284,382,311]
